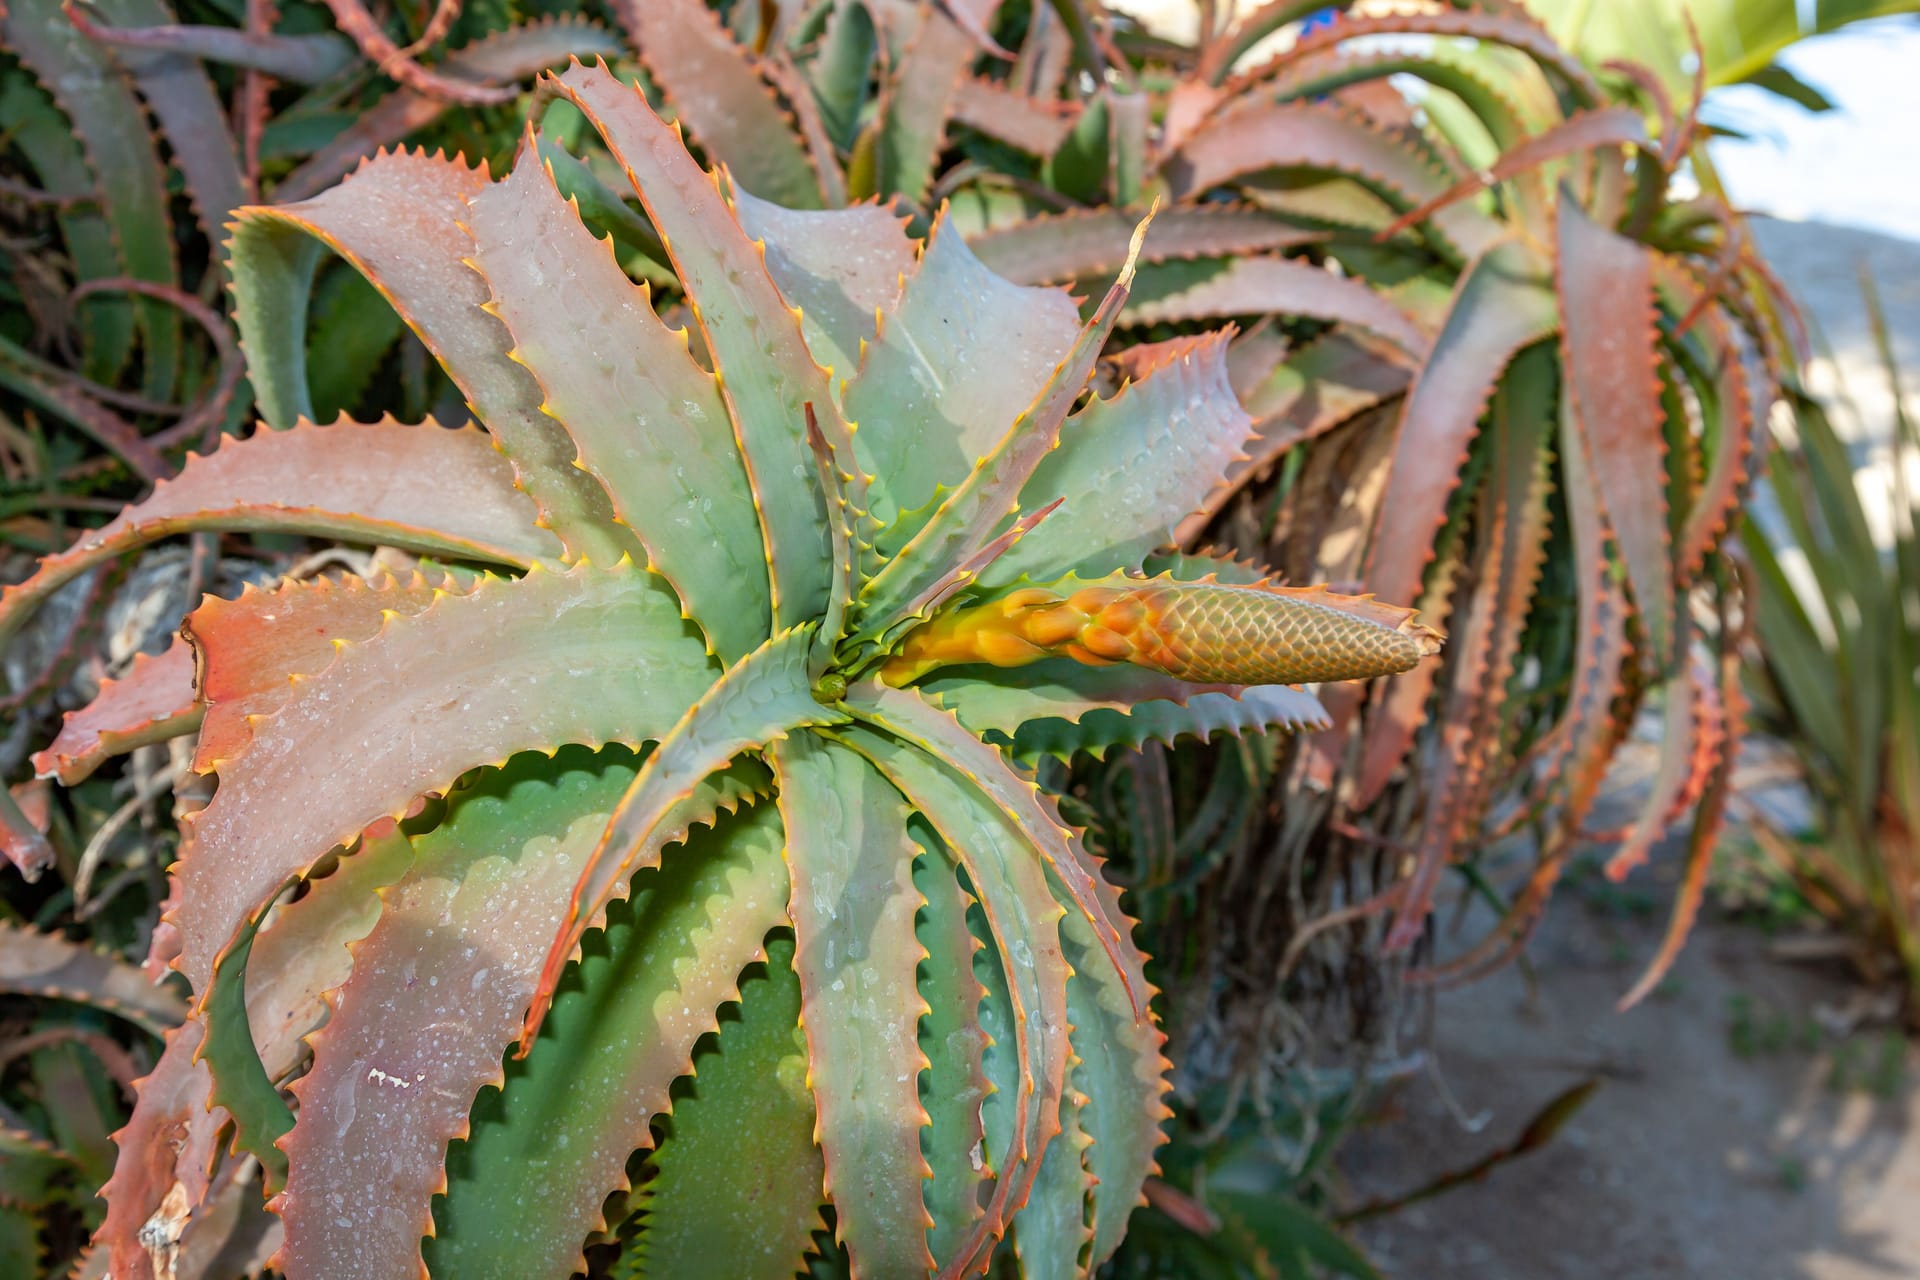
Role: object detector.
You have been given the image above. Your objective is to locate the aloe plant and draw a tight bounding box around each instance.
[0,58,1436,1277]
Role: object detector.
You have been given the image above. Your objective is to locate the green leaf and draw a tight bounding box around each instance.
[809,0,877,151]
[982,331,1256,589]
[467,142,769,664]
[834,723,1070,1276]
[1042,88,1109,204]
[1011,1056,1092,1280]
[230,148,639,567]
[529,625,846,1041]
[877,10,974,203]
[1213,1190,1380,1280]
[0,418,559,661]
[771,735,931,1276]
[1744,62,1836,112]
[841,212,1081,538]
[171,561,717,996]
[554,62,842,629]
[1011,683,1331,765]
[429,801,792,1280]
[307,267,405,421]
[0,0,180,399]
[201,888,295,1195]
[913,836,988,1265]
[731,187,917,387]
[634,934,823,1280]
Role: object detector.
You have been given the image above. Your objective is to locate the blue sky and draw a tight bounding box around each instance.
[1710,16,1920,242]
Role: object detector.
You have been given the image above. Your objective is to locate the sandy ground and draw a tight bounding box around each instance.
[1332,217,1920,1280]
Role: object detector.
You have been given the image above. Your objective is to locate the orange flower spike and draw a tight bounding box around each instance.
[883,580,1444,687]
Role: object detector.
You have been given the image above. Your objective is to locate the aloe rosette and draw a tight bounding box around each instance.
[0,58,1438,1279]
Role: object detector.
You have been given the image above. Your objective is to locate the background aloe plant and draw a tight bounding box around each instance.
[0,53,1438,1276]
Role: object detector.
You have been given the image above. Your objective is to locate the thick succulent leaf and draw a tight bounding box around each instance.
[554,61,841,628]
[1012,1056,1092,1279]
[527,626,845,1045]
[86,0,246,255]
[428,800,790,1279]
[1556,195,1675,667]
[171,561,715,995]
[949,77,1080,155]
[852,248,1140,641]
[32,638,197,784]
[203,891,295,1195]
[912,838,989,1265]
[467,143,769,663]
[1164,102,1500,262]
[619,0,823,208]
[1123,256,1431,361]
[273,18,625,205]
[633,933,824,1280]
[1062,914,1169,1267]
[920,657,1253,736]
[61,11,355,80]
[230,147,636,566]
[835,723,1069,1276]
[0,333,171,480]
[731,188,917,385]
[771,735,932,1277]
[967,206,1323,287]
[1365,240,1558,613]
[1012,683,1330,766]
[1,0,180,400]
[0,418,553,660]
[188,569,458,772]
[810,0,878,151]
[846,682,1145,1020]
[982,331,1255,589]
[843,212,1081,533]
[0,921,185,1036]
[877,9,975,203]
[94,1021,225,1280]
[1668,279,1760,583]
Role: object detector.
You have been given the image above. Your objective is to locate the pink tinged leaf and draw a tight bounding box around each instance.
[467,141,769,664]
[93,1020,227,1280]
[836,724,1069,1279]
[730,186,918,384]
[553,61,842,628]
[170,561,715,997]
[316,0,517,106]
[523,625,846,1047]
[914,842,989,1265]
[613,0,823,208]
[0,417,553,665]
[272,18,624,204]
[853,237,1142,641]
[1123,255,1432,363]
[1180,330,1412,544]
[0,920,186,1036]
[1377,106,1652,242]
[234,146,636,567]
[1557,195,1676,668]
[1666,278,1760,584]
[772,736,935,1277]
[187,570,456,772]
[32,638,197,785]
[966,207,1324,288]
[843,209,1081,535]
[0,791,54,882]
[1163,102,1500,262]
[878,9,976,204]
[1364,240,1559,613]
[846,682,1148,1021]
[59,5,356,81]
[950,77,1080,155]
[984,330,1256,588]
[275,754,635,1280]
[1600,641,1704,884]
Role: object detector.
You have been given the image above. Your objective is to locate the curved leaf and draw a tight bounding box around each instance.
[428,800,790,1279]
[771,735,932,1277]
[1123,256,1431,361]
[553,61,841,628]
[632,933,824,1280]
[170,561,716,995]
[526,626,845,1045]
[231,146,636,566]
[967,205,1323,287]
[617,0,823,208]
[0,418,556,657]
[913,838,988,1265]
[33,638,198,784]
[467,142,768,663]
[0,921,185,1036]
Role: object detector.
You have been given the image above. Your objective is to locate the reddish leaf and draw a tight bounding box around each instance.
[951,76,1080,155]
[32,638,197,785]
[1123,255,1431,361]
[968,205,1323,288]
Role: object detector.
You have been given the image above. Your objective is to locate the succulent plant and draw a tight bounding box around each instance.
[0,57,1437,1278]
